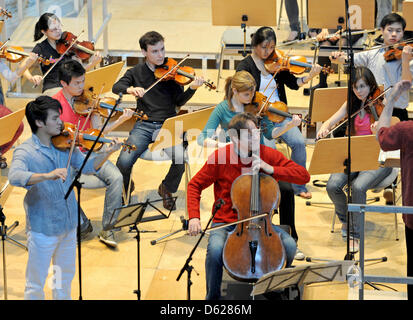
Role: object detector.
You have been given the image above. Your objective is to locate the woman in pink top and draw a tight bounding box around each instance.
[316,67,393,252]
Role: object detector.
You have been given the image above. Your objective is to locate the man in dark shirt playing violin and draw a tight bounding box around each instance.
[54,60,131,248]
[112,31,203,211]
[187,113,309,300]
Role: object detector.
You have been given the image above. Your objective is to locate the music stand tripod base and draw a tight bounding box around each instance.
[109,199,170,300]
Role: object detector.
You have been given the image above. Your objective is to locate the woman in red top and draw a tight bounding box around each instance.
[317,66,394,252]
[186,112,309,300]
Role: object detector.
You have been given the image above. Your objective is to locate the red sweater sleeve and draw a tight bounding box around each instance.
[262,145,310,185]
[378,124,403,152]
[187,152,219,220]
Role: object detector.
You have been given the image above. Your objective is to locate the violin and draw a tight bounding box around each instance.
[320,86,390,139]
[245,91,309,124]
[365,87,385,122]
[0,9,11,19]
[383,41,413,62]
[52,122,136,152]
[0,43,55,64]
[73,89,148,120]
[56,31,110,63]
[154,57,216,90]
[222,150,286,282]
[264,49,334,75]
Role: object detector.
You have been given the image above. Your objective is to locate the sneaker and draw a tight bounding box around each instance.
[79,219,93,240]
[98,230,117,248]
[294,248,305,261]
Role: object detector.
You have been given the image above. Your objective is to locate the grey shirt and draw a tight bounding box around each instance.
[354,47,413,109]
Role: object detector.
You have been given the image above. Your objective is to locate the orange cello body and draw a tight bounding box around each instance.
[222,171,286,282]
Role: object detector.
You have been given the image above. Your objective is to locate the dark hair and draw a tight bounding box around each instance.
[139,31,164,51]
[380,13,406,30]
[58,60,86,85]
[228,112,258,138]
[251,26,277,47]
[34,13,61,41]
[25,96,62,133]
[347,66,378,134]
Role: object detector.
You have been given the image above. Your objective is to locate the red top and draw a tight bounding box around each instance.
[53,89,92,130]
[187,144,310,224]
[378,121,413,229]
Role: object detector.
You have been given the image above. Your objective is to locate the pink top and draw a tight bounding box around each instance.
[53,89,92,130]
[354,113,372,136]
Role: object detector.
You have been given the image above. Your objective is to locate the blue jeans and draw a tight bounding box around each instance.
[205,223,296,300]
[72,160,124,230]
[116,121,185,195]
[265,118,308,194]
[326,167,392,239]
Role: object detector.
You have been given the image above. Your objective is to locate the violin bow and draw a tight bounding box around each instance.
[205,213,269,234]
[322,85,393,138]
[34,30,85,88]
[66,120,81,172]
[0,39,9,51]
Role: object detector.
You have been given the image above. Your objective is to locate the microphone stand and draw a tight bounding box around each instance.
[344,0,355,261]
[176,199,224,300]
[64,93,123,300]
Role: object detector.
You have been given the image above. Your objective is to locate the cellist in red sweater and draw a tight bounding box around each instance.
[186,112,310,300]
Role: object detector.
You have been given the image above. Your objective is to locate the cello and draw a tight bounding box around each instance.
[222,145,286,282]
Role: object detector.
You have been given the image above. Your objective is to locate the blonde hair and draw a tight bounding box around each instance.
[224,70,256,111]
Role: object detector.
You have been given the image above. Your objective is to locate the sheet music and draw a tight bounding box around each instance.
[378,149,400,164]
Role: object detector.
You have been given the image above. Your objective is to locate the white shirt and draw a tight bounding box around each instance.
[259,72,280,103]
[354,47,413,109]
[0,60,18,83]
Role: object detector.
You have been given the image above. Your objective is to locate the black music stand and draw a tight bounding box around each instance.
[176,199,224,300]
[109,198,173,300]
[251,260,355,299]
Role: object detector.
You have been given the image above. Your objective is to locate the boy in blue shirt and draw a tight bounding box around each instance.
[9,96,121,299]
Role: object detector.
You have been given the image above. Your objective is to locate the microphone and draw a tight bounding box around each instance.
[214,198,225,209]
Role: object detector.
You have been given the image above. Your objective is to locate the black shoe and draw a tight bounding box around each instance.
[0,156,7,169]
[383,189,394,205]
[158,183,176,211]
[79,219,93,240]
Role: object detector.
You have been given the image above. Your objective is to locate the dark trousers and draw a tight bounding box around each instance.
[392,108,409,122]
[278,181,298,243]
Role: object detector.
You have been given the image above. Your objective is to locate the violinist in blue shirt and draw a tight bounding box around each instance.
[8,95,121,300]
